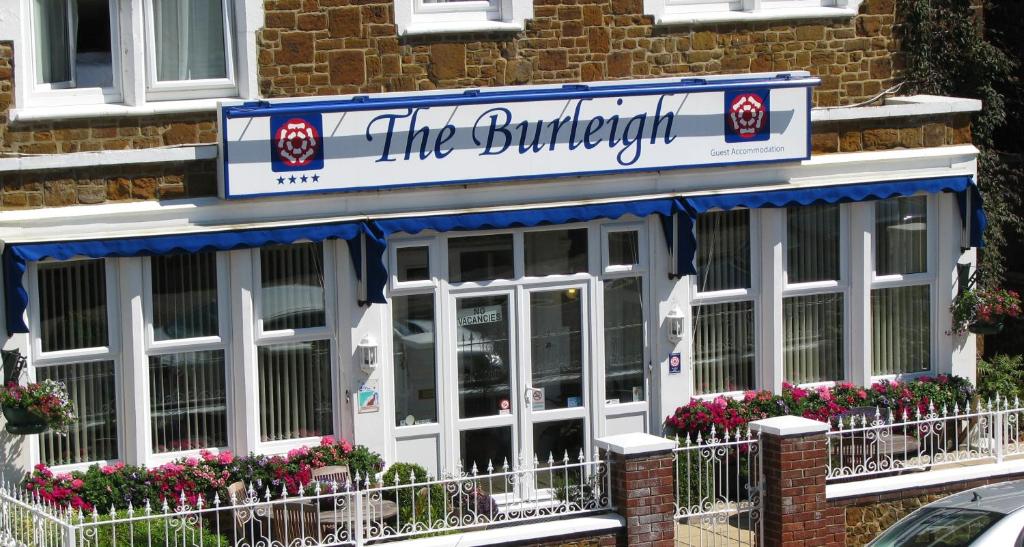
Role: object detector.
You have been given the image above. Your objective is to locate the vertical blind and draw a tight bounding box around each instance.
[260,243,326,331]
[39,259,108,352]
[38,361,118,466]
[151,252,218,340]
[783,204,844,384]
[695,210,750,292]
[876,196,928,275]
[149,350,228,453]
[604,277,645,402]
[692,301,755,394]
[783,294,844,384]
[787,204,839,283]
[258,340,333,441]
[872,285,931,375]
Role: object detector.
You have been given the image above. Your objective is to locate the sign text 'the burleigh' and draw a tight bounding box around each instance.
[366,96,677,167]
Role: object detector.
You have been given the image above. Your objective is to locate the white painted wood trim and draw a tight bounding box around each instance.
[812,95,982,123]
[650,6,858,26]
[0,145,218,173]
[826,460,1024,501]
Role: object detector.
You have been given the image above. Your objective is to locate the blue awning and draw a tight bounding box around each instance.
[674,175,985,274]
[3,221,381,335]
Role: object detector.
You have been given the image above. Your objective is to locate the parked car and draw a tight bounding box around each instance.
[869,480,1024,546]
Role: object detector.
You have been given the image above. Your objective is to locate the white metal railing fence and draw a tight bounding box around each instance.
[826,396,1024,482]
[0,452,611,547]
[672,427,763,546]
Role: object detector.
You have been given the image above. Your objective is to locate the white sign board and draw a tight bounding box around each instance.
[219,74,816,199]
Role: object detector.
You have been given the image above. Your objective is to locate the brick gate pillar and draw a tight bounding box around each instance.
[750,416,845,547]
[596,433,677,547]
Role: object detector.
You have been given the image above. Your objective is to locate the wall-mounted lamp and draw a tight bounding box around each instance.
[667,307,685,343]
[358,334,378,374]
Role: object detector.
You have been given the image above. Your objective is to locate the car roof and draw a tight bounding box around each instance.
[928,480,1024,515]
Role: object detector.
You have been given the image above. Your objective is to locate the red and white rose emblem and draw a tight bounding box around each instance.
[728,93,766,139]
[275,118,320,168]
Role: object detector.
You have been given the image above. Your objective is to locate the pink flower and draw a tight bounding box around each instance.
[218,451,235,465]
[340,440,353,453]
[71,479,84,489]
[185,457,199,467]
[320,436,335,446]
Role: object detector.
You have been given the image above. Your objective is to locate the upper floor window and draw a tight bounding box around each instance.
[144,0,237,100]
[20,0,252,112]
[643,0,862,25]
[394,0,532,36]
[31,0,120,103]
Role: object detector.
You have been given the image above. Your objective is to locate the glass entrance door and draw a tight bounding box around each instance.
[521,285,588,479]
[449,285,589,482]
[453,292,516,480]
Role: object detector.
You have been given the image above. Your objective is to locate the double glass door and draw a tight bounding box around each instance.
[449,283,589,477]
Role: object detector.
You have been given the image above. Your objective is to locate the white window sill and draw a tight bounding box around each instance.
[653,6,857,26]
[9,98,227,123]
[400,20,524,36]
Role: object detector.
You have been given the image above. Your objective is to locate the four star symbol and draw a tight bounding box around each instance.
[275,173,321,185]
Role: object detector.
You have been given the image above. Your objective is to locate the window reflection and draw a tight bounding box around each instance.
[448,235,514,283]
[393,294,438,426]
[529,289,583,410]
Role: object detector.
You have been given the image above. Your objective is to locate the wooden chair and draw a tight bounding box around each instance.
[270,502,321,543]
[312,465,352,488]
[226,481,271,543]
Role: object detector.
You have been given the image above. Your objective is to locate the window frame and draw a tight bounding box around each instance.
[251,241,341,454]
[141,252,234,464]
[642,0,861,26]
[141,0,239,101]
[868,194,939,380]
[24,0,125,107]
[689,208,762,398]
[780,203,851,387]
[598,222,650,409]
[394,0,533,36]
[28,257,124,471]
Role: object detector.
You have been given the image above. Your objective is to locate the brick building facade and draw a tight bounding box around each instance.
[0,3,986,541]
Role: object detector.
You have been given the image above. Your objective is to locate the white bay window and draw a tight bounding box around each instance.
[31,258,121,467]
[782,204,847,385]
[691,209,758,394]
[145,252,230,455]
[871,196,935,376]
[255,243,337,444]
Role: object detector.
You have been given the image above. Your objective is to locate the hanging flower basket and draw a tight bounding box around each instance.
[2,406,48,435]
[951,280,1021,336]
[0,379,76,436]
[968,320,1004,336]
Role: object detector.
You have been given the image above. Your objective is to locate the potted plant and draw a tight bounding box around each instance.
[951,284,1022,336]
[0,379,77,435]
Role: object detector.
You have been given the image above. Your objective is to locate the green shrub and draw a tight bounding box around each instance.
[674,441,715,514]
[381,463,444,528]
[83,510,228,547]
[977,354,1024,403]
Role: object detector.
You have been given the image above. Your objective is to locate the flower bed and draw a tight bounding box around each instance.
[23,436,381,513]
[665,375,975,438]
[1,379,76,434]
